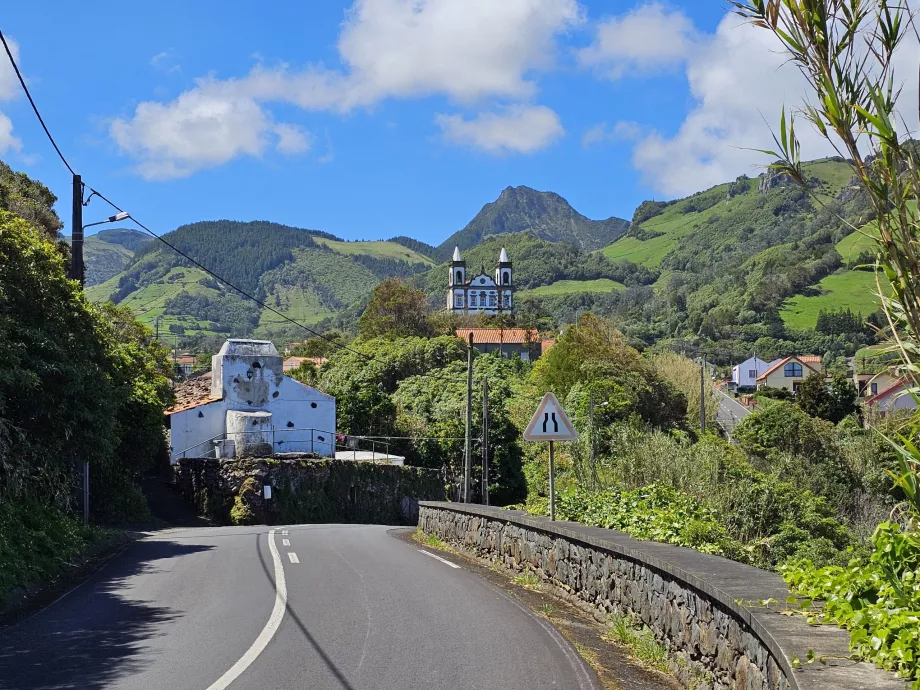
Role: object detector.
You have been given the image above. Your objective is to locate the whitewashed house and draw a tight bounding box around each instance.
[166,339,336,463]
[731,357,770,389]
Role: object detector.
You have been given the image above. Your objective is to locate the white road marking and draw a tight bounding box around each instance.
[282,530,289,536]
[288,552,300,564]
[205,529,287,690]
[418,549,460,569]
[282,539,290,546]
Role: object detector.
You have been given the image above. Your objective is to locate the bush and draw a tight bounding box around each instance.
[230,478,261,525]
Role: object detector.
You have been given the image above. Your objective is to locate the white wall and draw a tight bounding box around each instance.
[732,357,769,387]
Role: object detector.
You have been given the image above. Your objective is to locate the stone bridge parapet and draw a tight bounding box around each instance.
[419,502,906,690]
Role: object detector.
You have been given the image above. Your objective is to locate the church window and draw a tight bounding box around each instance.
[502,272,510,285]
[503,294,511,307]
[470,294,477,307]
[480,291,487,307]
[455,270,462,284]
[488,293,497,307]
[455,294,463,308]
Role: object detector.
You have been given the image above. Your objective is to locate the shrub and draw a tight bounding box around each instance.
[230,478,261,525]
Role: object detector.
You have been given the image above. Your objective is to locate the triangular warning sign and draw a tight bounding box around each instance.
[523,392,578,442]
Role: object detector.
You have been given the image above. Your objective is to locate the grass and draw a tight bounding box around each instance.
[413,528,452,552]
[518,278,625,298]
[779,270,887,330]
[512,572,541,590]
[312,237,435,265]
[603,612,670,674]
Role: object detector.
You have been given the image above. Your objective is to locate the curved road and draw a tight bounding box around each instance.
[0,525,599,690]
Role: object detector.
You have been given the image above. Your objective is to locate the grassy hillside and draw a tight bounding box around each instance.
[68,228,151,285]
[518,278,625,298]
[780,270,887,330]
[89,221,431,341]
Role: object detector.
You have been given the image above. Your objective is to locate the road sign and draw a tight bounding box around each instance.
[523,393,578,442]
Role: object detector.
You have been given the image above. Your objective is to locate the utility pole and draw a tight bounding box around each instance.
[588,390,596,490]
[83,461,89,525]
[482,376,489,506]
[700,353,707,434]
[71,174,83,285]
[464,331,473,503]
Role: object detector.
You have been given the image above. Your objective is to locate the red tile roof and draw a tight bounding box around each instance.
[541,338,556,353]
[166,372,220,416]
[455,328,538,345]
[866,378,908,405]
[755,356,821,382]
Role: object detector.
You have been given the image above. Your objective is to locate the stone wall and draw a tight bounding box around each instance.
[175,456,444,525]
[419,502,906,690]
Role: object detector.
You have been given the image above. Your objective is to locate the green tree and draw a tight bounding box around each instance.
[796,373,830,421]
[358,278,433,340]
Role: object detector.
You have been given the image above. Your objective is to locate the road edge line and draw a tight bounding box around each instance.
[205,529,287,690]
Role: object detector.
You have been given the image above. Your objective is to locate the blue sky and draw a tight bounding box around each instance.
[0,2,840,244]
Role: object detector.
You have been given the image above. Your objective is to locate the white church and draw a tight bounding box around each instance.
[166,339,336,463]
[447,246,514,315]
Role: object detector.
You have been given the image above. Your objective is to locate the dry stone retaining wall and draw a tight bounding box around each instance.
[419,502,906,690]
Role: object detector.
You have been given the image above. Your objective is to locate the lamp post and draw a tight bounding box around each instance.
[72,211,130,286]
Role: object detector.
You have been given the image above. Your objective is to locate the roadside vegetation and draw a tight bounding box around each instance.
[0,168,173,604]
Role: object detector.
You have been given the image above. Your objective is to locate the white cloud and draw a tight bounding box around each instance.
[614,10,920,197]
[582,120,641,147]
[273,123,313,155]
[110,0,581,177]
[579,3,697,79]
[0,37,22,154]
[436,105,564,154]
[0,112,22,155]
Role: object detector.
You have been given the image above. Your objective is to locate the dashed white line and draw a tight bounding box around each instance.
[282,539,290,546]
[288,552,300,564]
[282,530,289,536]
[205,529,286,690]
[418,549,460,569]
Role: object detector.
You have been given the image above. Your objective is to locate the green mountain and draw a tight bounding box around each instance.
[540,156,884,359]
[65,228,151,286]
[86,220,435,342]
[437,185,629,254]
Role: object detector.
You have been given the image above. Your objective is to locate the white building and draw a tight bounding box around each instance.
[731,356,770,389]
[447,247,513,316]
[166,339,336,463]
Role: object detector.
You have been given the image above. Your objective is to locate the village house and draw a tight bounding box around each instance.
[865,378,918,417]
[859,368,900,399]
[755,355,823,392]
[455,328,543,361]
[283,356,328,372]
[165,339,335,463]
[731,356,770,390]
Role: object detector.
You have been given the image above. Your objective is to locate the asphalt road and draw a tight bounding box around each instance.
[0,525,599,690]
[714,388,751,436]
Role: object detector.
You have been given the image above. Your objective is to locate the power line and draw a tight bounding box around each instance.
[0,28,76,177]
[0,27,474,383]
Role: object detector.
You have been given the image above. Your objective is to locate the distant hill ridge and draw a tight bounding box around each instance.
[438,185,629,254]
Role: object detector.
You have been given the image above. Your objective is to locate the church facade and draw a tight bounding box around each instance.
[446,246,513,315]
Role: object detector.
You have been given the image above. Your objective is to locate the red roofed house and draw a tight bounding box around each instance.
[283,356,328,372]
[755,355,823,392]
[865,378,918,417]
[455,328,541,361]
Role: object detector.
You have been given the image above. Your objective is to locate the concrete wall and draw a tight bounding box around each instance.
[419,503,905,690]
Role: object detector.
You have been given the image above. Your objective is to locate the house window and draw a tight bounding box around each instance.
[871,383,878,396]
[488,293,497,307]
[470,293,477,307]
[455,294,463,308]
[748,369,757,378]
[784,362,803,377]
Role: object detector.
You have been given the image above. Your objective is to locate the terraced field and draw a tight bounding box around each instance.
[518,278,625,297]
[779,270,886,330]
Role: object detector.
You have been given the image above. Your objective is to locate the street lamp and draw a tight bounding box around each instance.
[71,211,130,286]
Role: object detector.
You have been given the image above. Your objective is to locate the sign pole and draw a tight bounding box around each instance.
[549,440,555,522]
